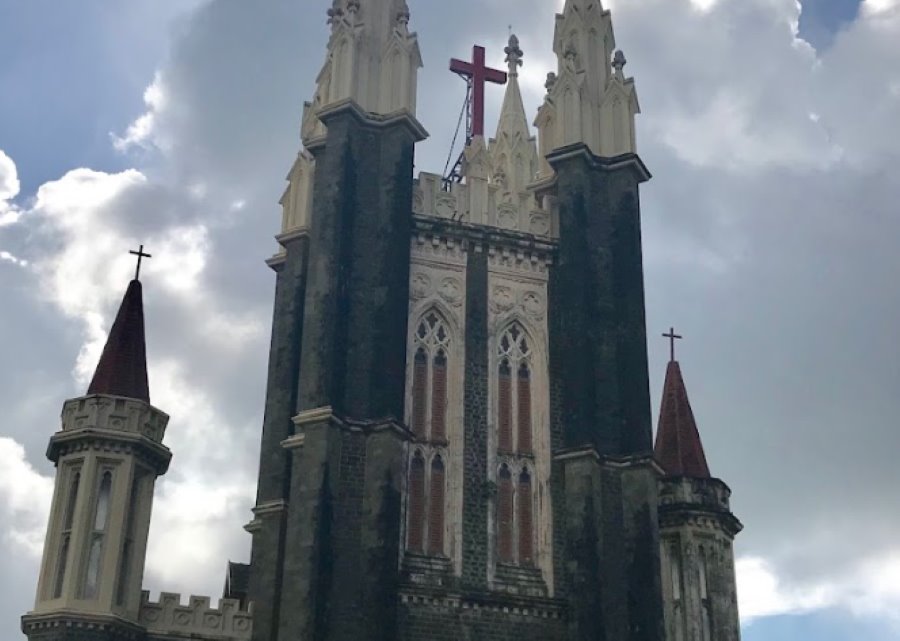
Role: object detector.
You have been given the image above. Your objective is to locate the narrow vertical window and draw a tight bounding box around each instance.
[497,467,514,563]
[431,351,447,442]
[116,469,145,606]
[83,470,112,599]
[411,348,428,439]
[427,457,445,556]
[699,547,712,641]
[517,363,532,454]
[517,470,534,565]
[53,469,80,598]
[407,454,426,552]
[670,547,682,601]
[498,361,513,452]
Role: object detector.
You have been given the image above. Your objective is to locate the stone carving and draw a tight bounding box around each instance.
[410,272,432,300]
[438,277,463,307]
[522,291,545,319]
[490,285,516,313]
[435,193,456,219]
[498,204,518,231]
[529,212,550,236]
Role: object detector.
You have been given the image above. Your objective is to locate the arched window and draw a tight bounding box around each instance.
[498,360,513,452]
[83,470,112,599]
[53,468,80,599]
[411,349,428,438]
[427,457,445,556]
[497,466,514,563]
[431,351,447,442]
[497,324,533,455]
[410,311,451,443]
[407,454,426,552]
[517,363,532,455]
[517,469,534,566]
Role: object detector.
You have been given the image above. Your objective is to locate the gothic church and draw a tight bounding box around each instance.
[22,1,743,640]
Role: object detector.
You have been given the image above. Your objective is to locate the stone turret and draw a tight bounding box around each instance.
[655,359,743,641]
[534,0,640,179]
[22,279,172,640]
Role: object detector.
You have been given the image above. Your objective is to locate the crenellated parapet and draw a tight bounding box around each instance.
[50,394,171,474]
[139,591,253,641]
[413,171,554,238]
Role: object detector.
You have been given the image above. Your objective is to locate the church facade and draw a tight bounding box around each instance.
[21,1,742,641]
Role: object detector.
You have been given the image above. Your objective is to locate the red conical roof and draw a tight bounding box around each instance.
[87,280,150,403]
[654,360,710,478]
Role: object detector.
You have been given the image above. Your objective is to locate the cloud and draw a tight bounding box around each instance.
[0,438,54,558]
[0,149,21,226]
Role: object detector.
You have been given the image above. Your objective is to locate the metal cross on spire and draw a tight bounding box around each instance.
[129,245,152,281]
[663,327,683,362]
[449,45,508,139]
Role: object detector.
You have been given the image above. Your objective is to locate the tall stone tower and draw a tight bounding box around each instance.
[655,357,743,641]
[22,279,172,641]
[246,1,666,640]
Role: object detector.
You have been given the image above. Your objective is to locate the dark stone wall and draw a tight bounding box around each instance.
[266,106,418,641]
[248,235,309,641]
[398,594,566,641]
[297,108,416,420]
[461,245,489,589]
[548,147,653,456]
[547,144,664,641]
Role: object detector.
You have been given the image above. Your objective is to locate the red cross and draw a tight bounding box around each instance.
[450,45,507,138]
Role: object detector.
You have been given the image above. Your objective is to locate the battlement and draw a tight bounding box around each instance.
[61,394,169,444]
[139,591,252,641]
[414,172,555,238]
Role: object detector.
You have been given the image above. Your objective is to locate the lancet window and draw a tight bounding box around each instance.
[52,465,81,599]
[406,450,447,557]
[410,311,451,444]
[406,309,454,559]
[83,469,113,599]
[493,323,538,568]
[497,324,533,455]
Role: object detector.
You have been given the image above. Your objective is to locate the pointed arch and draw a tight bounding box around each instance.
[496,322,535,456]
[409,308,452,443]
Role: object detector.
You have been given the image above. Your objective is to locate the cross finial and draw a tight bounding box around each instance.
[129,245,152,281]
[613,50,627,80]
[662,327,683,363]
[505,34,523,76]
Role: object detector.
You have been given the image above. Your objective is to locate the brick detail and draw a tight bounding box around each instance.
[461,247,489,588]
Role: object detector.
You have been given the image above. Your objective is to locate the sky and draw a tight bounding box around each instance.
[1,0,899,639]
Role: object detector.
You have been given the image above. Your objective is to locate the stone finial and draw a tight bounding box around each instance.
[505,34,524,76]
[346,0,360,16]
[396,0,410,26]
[613,50,627,81]
[327,0,344,26]
[544,72,557,95]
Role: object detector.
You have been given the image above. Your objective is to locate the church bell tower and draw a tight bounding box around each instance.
[22,271,172,641]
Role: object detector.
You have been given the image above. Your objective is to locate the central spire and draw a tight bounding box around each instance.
[87,278,150,403]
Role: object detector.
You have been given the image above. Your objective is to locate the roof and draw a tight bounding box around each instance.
[653,360,711,478]
[86,279,150,403]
